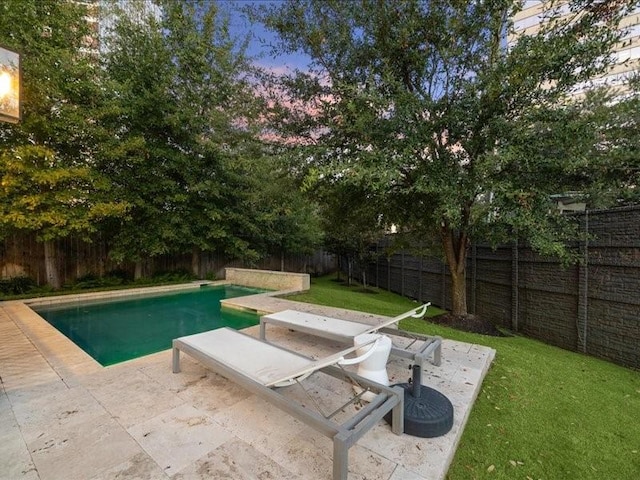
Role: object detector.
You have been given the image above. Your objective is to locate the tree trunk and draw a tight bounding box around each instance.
[362,267,368,290]
[280,251,285,272]
[449,267,467,316]
[441,224,469,316]
[43,240,61,289]
[191,247,201,278]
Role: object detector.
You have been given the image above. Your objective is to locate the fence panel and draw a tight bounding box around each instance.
[349,206,640,369]
[0,234,335,286]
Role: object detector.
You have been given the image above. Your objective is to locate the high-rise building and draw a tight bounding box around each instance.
[76,0,162,55]
[509,1,640,96]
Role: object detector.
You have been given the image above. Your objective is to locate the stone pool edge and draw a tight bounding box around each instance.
[5,269,311,374]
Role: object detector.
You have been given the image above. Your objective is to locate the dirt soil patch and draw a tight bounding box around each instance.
[429,313,506,337]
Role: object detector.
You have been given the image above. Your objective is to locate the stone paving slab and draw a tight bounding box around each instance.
[0,286,495,480]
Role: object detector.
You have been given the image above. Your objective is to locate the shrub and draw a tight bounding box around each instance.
[0,276,37,295]
[151,269,194,283]
[104,269,133,282]
[73,273,102,289]
[205,271,217,281]
[68,271,131,290]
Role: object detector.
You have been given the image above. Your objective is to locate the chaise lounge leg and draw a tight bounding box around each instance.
[391,385,405,435]
[172,347,181,373]
[434,341,442,366]
[333,431,350,480]
[259,320,266,340]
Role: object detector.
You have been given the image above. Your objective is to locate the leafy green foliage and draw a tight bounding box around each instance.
[64,268,192,291]
[255,0,639,314]
[574,85,640,207]
[0,1,129,242]
[0,0,129,287]
[0,145,127,241]
[0,0,335,288]
[247,156,324,260]
[99,2,197,261]
[0,0,99,145]
[98,0,313,269]
[313,179,387,285]
[0,276,36,295]
[0,0,327,288]
[150,269,194,283]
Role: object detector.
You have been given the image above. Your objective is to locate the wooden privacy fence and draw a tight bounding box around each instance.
[357,206,640,370]
[0,233,335,285]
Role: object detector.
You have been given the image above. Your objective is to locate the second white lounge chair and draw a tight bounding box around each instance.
[260,303,442,369]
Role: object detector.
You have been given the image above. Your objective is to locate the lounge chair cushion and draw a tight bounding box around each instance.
[175,327,361,387]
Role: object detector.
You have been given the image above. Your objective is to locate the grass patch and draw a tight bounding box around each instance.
[283,274,446,318]
[286,274,640,480]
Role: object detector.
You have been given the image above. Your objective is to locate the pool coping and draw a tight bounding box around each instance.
[4,282,285,375]
[22,280,227,308]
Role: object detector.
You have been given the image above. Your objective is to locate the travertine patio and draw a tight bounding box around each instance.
[0,286,495,480]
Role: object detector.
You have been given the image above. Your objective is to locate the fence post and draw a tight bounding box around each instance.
[512,240,519,332]
[418,254,423,303]
[375,242,379,288]
[441,262,446,309]
[401,251,405,297]
[471,243,477,314]
[577,211,589,353]
[387,250,391,292]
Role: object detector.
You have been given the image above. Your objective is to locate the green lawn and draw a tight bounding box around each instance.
[284,274,640,480]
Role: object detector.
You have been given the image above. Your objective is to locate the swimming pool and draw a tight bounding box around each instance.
[34,284,263,366]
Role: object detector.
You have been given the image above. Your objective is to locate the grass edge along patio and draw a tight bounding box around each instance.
[286,274,640,480]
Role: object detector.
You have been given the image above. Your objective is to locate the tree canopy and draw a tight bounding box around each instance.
[0,0,128,287]
[254,0,640,315]
[1,0,638,294]
[98,1,256,270]
[0,0,324,286]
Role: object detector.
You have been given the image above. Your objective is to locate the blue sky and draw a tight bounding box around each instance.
[222,1,312,72]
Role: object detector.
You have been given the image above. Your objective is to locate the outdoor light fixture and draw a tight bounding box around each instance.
[0,45,21,124]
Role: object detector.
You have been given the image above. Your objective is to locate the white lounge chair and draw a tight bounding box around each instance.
[172,327,404,480]
[260,303,442,369]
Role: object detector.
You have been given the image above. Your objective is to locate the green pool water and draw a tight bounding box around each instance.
[35,284,263,366]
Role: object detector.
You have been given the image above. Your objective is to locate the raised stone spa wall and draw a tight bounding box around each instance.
[225,268,310,293]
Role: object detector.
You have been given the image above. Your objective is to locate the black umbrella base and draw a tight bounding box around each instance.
[385,382,454,438]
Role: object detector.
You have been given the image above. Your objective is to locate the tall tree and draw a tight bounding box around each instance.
[314,179,387,287]
[0,0,127,287]
[250,156,324,271]
[571,83,640,208]
[256,0,639,316]
[100,0,263,276]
